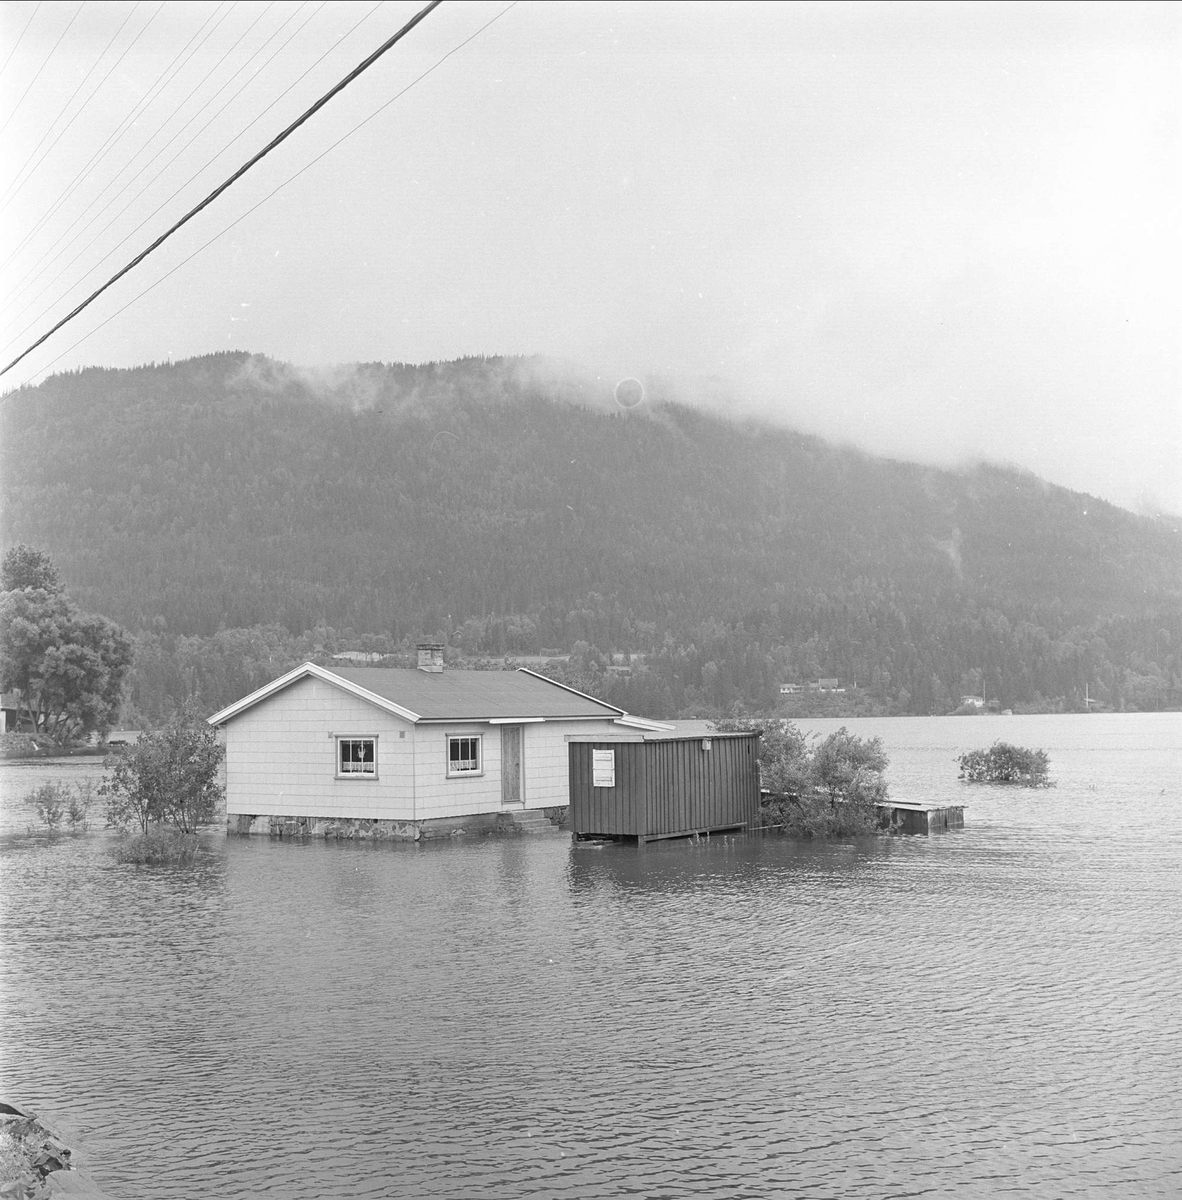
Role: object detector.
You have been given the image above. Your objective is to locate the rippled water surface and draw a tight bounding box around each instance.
[2,714,1180,1198]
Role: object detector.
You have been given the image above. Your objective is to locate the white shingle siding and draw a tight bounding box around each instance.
[414,722,498,819]
[222,675,628,822]
[524,720,618,806]
[225,676,415,820]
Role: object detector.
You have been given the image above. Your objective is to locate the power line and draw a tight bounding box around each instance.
[1,0,294,337]
[3,2,326,338]
[0,4,165,257]
[0,0,219,278]
[0,1,85,138]
[5,0,383,340]
[3,0,518,394]
[1,2,142,210]
[3,0,239,298]
[0,1,44,80]
[0,0,444,380]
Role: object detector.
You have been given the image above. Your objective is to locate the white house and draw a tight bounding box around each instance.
[207,644,670,839]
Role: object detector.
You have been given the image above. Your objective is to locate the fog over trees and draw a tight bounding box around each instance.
[2,354,1179,722]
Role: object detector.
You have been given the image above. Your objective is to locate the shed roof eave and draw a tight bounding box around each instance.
[614,715,676,732]
[206,662,422,727]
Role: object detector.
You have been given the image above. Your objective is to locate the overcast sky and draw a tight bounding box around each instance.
[2,0,1178,514]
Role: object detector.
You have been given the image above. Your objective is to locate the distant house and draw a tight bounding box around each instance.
[332,650,386,665]
[207,644,670,839]
[959,695,985,709]
[779,683,802,695]
[807,678,846,694]
[1,692,21,733]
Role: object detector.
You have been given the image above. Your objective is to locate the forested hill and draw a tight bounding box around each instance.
[2,351,1180,717]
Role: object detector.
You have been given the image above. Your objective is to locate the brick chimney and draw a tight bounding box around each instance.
[416,642,445,673]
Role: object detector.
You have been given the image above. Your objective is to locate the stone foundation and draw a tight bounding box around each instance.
[226,809,562,841]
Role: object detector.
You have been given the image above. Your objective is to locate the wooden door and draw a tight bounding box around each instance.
[501,726,523,805]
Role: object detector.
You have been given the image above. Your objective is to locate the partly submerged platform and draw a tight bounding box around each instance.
[876,800,965,835]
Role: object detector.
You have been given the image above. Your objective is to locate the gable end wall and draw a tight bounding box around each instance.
[224,676,414,820]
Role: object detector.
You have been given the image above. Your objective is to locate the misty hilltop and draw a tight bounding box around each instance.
[2,352,1180,716]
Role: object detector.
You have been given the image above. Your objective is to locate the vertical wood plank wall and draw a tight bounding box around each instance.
[569,734,759,839]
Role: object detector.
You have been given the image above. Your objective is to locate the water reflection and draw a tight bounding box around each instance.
[566,829,907,897]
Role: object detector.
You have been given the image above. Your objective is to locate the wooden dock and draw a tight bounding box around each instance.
[876,800,965,835]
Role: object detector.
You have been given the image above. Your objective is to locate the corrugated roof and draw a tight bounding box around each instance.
[329,667,624,721]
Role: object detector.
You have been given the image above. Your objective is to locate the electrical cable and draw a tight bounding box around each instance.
[2,1,326,334]
[0,0,219,276]
[0,8,165,258]
[3,0,239,299]
[1,0,443,379]
[2,0,517,393]
[0,1,85,138]
[2,2,142,210]
[5,0,383,338]
[2,0,296,334]
[0,1,44,80]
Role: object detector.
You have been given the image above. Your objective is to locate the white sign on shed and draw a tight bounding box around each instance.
[592,748,616,788]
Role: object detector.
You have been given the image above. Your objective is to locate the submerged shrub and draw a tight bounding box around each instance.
[958,742,1051,786]
[759,788,885,838]
[26,781,69,831]
[67,779,96,832]
[714,719,889,837]
[25,779,93,833]
[102,706,224,834]
[113,826,201,865]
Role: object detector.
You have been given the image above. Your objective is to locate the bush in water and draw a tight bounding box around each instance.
[958,742,1051,786]
[25,779,94,833]
[112,827,200,865]
[101,706,224,834]
[713,719,889,837]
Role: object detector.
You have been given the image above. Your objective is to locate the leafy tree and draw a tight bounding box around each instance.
[0,584,133,741]
[741,718,812,797]
[102,708,225,834]
[810,727,889,806]
[1,544,61,593]
[958,742,1050,786]
[714,718,889,836]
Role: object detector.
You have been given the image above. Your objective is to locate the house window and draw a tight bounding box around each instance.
[447,734,482,776]
[337,737,377,777]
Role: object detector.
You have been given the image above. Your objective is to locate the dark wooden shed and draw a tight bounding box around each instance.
[568,732,760,844]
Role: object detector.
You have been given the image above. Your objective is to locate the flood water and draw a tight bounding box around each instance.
[2,713,1180,1198]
